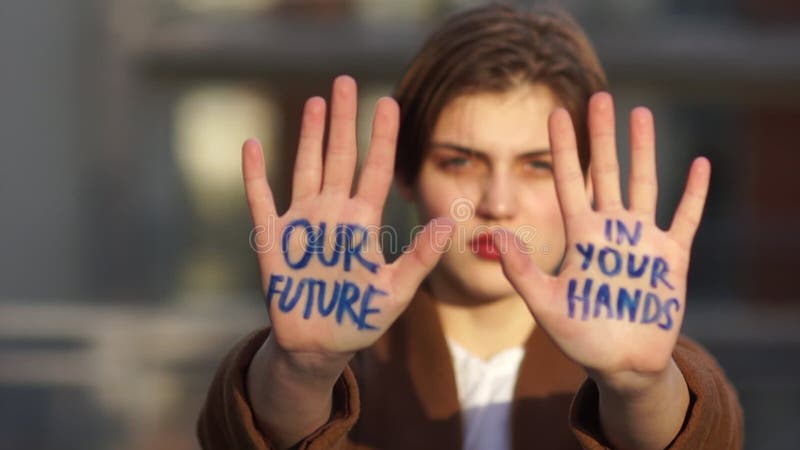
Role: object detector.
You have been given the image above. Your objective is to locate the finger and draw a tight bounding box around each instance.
[355,97,400,212]
[588,92,623,211]
[492,228,556,318]
[292,96,326,203]
[669,157,711,250]
[322,75,358,196]
[242,139,278,241]
[549,108,590,218]
[628,107,658,217]
[391,218,455,297]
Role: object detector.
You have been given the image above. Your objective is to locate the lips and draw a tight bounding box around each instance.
[469,233,501,261]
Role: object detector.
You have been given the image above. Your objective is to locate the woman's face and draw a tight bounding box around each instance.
[413,83,570,303]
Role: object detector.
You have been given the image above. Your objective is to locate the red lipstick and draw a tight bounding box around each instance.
[469,233,501,261]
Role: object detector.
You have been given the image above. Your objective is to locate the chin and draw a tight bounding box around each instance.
[429,256,519,304]
[459,280,519,304]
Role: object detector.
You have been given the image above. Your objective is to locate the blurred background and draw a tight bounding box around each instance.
[1,0,798,448]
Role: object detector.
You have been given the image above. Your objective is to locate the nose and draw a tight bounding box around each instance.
[475,169,517,221]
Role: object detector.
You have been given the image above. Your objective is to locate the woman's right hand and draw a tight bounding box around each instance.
[244,75,454,373]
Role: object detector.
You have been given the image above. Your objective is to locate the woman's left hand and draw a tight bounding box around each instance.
[495,92,710,390]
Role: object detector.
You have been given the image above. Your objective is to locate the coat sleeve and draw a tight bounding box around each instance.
[197,328,361,450]
[568,335,744,450]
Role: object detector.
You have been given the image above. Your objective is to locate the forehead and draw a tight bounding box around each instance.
[431,83,559,156]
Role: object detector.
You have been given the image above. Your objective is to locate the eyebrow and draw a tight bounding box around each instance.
[429,141,550,161]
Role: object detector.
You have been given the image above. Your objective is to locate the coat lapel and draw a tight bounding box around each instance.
[404,290,464,445]
[351,289,463,449]
[359,289,587,450]
[403,291,586,450]
[511,326,587,450]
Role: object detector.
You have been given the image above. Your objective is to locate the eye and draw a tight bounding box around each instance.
[439,156,471,170]
[526,159,553,172]
[530,160,552,170]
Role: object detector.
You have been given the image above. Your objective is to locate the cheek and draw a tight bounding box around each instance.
[520,189,565,237]
[414,167,473,219]
[517,193,567,272]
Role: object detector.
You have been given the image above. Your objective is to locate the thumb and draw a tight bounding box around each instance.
[493,228,555,319]
[390,217,455,298]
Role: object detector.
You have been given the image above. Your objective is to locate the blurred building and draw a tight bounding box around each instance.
[1,0,799,448]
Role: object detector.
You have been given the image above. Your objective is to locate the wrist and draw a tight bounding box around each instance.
[586,358,678,399]
[589,358,690,427]
[246,334,353,448]
[263,333,353,386]
[590,359,690,450]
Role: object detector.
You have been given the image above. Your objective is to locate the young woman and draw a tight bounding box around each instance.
[198,4,742,450]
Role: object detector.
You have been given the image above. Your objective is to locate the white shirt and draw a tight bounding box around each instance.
[447,339,525,450]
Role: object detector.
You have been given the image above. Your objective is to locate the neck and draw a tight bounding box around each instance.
[433,291,535,361]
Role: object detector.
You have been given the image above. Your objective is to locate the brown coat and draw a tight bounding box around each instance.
[198,290,744,449]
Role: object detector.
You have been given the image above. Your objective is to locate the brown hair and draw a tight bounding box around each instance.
[393,2,608,186]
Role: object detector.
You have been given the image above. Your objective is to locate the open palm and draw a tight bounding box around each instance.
[244,76,453,359]
[497,93,710,378]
